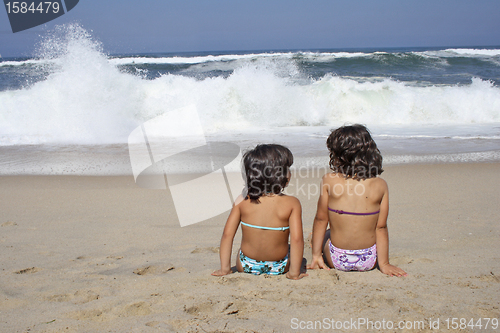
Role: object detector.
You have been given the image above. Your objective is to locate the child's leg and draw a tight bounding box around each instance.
[322,229,334,268]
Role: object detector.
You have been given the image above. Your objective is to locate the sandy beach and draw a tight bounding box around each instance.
[1,162,499,332]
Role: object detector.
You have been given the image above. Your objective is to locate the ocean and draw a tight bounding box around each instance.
[1,24,499,175]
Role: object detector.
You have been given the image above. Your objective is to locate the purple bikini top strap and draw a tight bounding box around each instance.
[328,207,380,215]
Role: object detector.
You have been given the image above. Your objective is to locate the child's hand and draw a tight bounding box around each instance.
[211,269,232,276]
[286,272,308,280]
[307,256,330,270]
[379,263,407,277]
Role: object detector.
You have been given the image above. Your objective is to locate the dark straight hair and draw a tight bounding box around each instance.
[243,144,293,203]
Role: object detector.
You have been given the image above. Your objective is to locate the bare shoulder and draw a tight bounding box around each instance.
[235,196,250,207]
[280,194,301,208]
[233,194,246,206]
[370,177,388,193]
[234,197,254,215]
[322,172,342,184]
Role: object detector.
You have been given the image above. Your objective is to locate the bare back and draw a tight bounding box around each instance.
[323,173,388,250]
[238,195,298,261]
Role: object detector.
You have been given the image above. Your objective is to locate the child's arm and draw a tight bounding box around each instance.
[286,197,308,280]
[376,183,407,277]
[211,204,241,276]
[307,175,331,270]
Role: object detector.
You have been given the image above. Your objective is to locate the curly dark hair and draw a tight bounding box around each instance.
[243,144,293,203]
[326,124,383,179]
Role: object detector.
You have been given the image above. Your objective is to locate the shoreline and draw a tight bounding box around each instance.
[1,148,499,176]
[1,162,499,331]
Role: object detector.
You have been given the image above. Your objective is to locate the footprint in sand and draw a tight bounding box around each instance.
[312,270,340,281]
[145,321,172,329]
[184,302,214,318]
[145,321,160,327]
[133,264,175,275]
[106,255,124,260]
[220,301,239,315]
[1,221,17,227]
[364,294,397,309]
[70,302,153,321]
[191,247,220,254]
[390,256,415,265]
[47,290,99,304]
[69,308,108,321]
[124,302,152,316]
[184,299,242,318]
[215,275,252,285]
[15,267,40,274]
[415,258,434,263]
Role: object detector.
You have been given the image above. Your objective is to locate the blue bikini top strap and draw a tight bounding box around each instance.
[240,221,290,231]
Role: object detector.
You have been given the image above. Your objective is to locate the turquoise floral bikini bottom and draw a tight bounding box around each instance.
[239,250,288,275]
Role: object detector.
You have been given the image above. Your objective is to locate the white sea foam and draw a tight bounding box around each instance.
[1,25,500,149]
[107,51,374,66]
[106,48,500,67]
[0,59,55,67]
[420,48,500,58]
[376,134,500,140]
[108,52,294,66]
[0,24,142,145]
[3,47,498,69]
[384,151,500,165]
[443,48,500,56]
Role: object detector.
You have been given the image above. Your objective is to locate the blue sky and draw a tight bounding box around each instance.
[1,0,499,57]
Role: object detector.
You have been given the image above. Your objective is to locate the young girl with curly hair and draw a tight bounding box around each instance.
[308,124,407,277]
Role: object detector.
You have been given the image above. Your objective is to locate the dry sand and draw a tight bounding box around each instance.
[1,163,499,332]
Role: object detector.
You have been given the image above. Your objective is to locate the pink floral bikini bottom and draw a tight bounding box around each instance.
[327,240,377,272]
